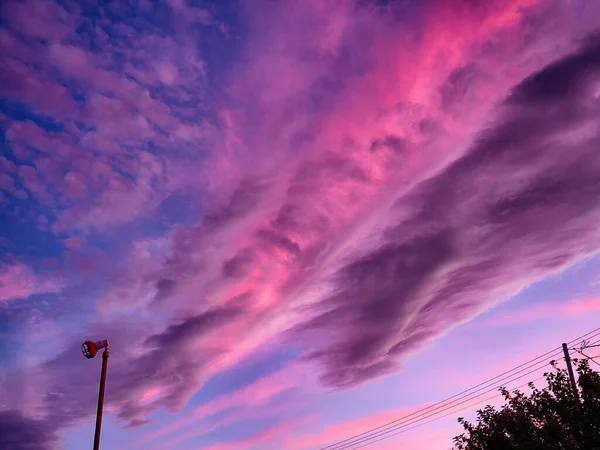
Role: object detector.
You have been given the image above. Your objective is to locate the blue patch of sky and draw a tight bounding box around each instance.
[154,190,205,228]
[148,83,209,121]
[77,195,202,256]
[195,0,249,106]
[483,253,600,318]
[0,314,24,367]
[69,88,88,105]
[62,415,149,450]
[65,0,245,132]
[184,394,313,449]
[0,184,63,265]
[0,99,65,132]
[0,200,64,264]
[0,337,23,372]
[186,414,298,450]
[186,346,299,408]
[198,405,240,428]
[196,0,247,69]
[0,292,65,369]
[73,121,96,133]
[0,108,67,264]
[0,288,105,371]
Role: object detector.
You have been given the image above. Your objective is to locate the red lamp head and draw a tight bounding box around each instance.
[81,339,108,359]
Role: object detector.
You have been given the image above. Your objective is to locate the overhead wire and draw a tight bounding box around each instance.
[319,326,600,450]
[320,348,562,450]
[571,345,600,368]
[322,329,600,450]
[349,374,549,450]
[324,358,559,450]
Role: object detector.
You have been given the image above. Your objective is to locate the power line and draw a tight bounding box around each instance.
[325,330,600,450]
[319,326,600,450]
[349,374,548,450]
[571,346,600,368]
[572,339,600,367]
[325,358,558,450]
[322,330,600,450]
[362,342,600,450]
[320,349,561,450]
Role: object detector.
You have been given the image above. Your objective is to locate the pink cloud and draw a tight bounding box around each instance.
[290,404,436,450]
[0,58,79,120]
[155,61,179,86]
[193,365,302,417]
[151,397,311,450]
[565,297,600,315]
[0,263,59,302]
[201,415,316,450]
[1,0,75,42]
[167,0,212,24]
[292,414,461,450]
[141,363,311,445]
[474,296,600,328]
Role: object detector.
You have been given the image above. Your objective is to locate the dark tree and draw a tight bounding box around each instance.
[452,359,600,450]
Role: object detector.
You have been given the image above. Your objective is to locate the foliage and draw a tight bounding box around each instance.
[452,359,600,450]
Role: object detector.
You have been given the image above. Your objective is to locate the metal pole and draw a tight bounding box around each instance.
[94,348,109,450]
[562,343,580,402]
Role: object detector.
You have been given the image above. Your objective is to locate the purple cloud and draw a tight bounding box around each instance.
[0,410,58,450]
[297,35,600,387]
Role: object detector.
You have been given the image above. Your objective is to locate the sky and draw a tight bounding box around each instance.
[1,0,600,449]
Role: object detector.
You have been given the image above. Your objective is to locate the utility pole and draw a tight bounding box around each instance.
[94,347,109,450]
[562,343,580,401]
[81,339,109,450]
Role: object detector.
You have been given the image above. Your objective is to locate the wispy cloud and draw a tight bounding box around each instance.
[201,415,316,450]
[0,263,59,302]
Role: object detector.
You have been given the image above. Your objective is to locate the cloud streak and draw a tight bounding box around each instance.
[298,34,600,386]
[0,263,59,302]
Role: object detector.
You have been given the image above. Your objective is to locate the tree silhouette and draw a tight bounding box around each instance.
[452,359,600,450]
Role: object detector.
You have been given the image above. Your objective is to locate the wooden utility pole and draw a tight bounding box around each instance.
[94,348,109,450]
[562,343,580,402]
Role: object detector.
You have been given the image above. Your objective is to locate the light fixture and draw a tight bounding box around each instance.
[81,339,108,359]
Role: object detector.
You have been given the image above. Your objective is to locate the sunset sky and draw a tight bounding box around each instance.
[1,0,600,449]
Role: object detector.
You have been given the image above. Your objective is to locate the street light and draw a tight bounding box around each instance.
[81,339,109,450]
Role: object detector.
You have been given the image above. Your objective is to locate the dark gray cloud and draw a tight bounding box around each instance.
[298,35,600,387]
[201,178,271,231]
[508,33,600,106]
[0,410,58,450]
[439,64,479,112]
[222,248,256,278]
[369,134,408,154]
[145,304,246,349]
